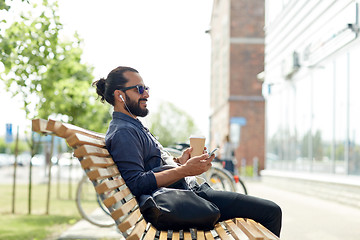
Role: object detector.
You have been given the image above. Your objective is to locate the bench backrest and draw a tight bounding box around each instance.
[32,119,148,240]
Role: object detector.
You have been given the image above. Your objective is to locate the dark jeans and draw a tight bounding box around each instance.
[194,183,282,237]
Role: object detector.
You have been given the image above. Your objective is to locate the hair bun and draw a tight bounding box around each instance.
[92,78,106,103]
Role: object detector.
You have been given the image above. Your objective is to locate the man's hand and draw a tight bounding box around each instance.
[177,147,192,165]
[178,147,208,165]
[180,153,214,176]
[155,150,214,188]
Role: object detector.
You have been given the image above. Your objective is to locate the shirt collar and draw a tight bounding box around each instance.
[112,111,144,130]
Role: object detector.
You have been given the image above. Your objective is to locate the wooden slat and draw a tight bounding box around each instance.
[103,187,132,208]
[172,231,180,240]
[126,218,148,240]
[55,122,105,139]
[224,219,250,240]
[111,198,138,220]
[214,223,231,240]
[95,178,126,194]
[118,208,142,232]
[236,218,264,240]
[197,230,206,240]
[248,220,279,240]
[87,167,119,181]
[183,231,192,239]
[74,145,109,158]
[159,231,168,240]
[142,225,157,240]
[46,119,63,132]
[205,231,215,240]
[66,133,105,148]
[32,119,51,133]
[55,123,70,138]
[80,156,114,169]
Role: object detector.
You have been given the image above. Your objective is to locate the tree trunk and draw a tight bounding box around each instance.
[45,135,55,214]
[11,125,19,214]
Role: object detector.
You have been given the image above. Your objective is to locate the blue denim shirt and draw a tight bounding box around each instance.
[105,111,164,197]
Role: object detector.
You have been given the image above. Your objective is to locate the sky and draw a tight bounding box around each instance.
[0,0,214,139]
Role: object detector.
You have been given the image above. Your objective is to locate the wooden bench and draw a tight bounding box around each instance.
[32,118,280,240]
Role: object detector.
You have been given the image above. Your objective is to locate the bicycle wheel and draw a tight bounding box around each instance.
[76,175,115,227]
[204,166,237,192]
[235,175,248,195]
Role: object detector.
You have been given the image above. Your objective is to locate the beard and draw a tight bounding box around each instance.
[125,93,149,117]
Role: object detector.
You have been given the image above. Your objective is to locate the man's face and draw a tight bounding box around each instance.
[122,71,149,117]
[124,92,149,117]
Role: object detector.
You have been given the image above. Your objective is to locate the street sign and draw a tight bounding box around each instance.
[230,117,247,126]
[5,123,13,143]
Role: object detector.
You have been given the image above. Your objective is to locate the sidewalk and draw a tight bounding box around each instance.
[58,218,124,240]
[245,179,360,240]
[57,179,360,240]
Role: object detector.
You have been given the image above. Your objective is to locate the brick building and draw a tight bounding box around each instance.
[208,0,265,173]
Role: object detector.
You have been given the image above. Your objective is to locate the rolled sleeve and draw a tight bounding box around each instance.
[108,128,158,197]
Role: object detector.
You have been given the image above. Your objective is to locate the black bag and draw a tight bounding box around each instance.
[139,165,220,230]
[139,186,220,230]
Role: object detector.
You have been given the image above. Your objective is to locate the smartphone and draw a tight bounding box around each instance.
[209,148,218,156]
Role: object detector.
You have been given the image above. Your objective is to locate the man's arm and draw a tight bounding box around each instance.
[154,153,214,187]
[108,128,158,196]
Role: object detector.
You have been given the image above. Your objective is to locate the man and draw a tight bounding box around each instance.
[93,66,282,237]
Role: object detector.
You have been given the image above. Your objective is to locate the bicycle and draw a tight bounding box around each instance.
[203,161,248,194]
[76,174,115,227]
[165,147,248,194]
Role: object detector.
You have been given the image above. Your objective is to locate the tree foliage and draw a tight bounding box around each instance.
[0,0,27,11]
[300,130,325,160]
[0,137,29,154]
[0,0,10,11]
[0,0,111,133]
[149,101,198,147]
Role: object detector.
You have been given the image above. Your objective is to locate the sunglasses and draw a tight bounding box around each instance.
[119,85,150,94]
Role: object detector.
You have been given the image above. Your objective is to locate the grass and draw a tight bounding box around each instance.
[0,214,76,240]
[0,182,96,240]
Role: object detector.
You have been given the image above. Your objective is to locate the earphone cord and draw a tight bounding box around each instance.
[123,101,137,119]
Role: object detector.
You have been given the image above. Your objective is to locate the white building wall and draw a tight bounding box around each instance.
[263,0,360,175]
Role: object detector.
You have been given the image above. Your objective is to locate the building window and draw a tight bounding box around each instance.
[312,60,334,173]
[349,45,360,175]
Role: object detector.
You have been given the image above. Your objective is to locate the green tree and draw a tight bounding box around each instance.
[0,0,111,215]
[149,101,199,147]
[0,0,111,132]
[10,139,29,154]
[0,0,28,11]
[312,130,323,160]
[301,131,310,159]
[0,0,10,11]
[335,143,345,161]
[0,137,6,153]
